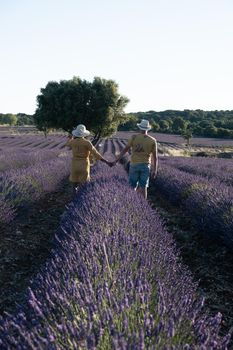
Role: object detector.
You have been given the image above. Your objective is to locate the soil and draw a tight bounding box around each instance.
[148,185,233,342]
[0,179,73,315]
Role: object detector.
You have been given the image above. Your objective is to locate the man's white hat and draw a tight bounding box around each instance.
[137,119,151,131]
[72,124,90,137]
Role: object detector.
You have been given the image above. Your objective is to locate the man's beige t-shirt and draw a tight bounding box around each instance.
[126,134,156,164]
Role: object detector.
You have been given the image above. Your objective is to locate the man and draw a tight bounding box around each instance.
[113,119,158,199]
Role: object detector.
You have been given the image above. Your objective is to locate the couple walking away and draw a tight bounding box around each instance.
[66,119,158,199]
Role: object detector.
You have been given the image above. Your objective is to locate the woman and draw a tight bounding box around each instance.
[66,124,111,193]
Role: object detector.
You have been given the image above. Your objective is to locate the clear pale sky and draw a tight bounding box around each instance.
[0,0,233,114]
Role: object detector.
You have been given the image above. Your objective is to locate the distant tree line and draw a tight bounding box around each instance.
[0,113,34,126]
[119,110,233,138]
[2,107,233,140]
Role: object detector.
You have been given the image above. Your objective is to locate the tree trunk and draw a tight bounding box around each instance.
[92,131,101,146]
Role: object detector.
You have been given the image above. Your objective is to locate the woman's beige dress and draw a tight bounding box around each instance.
[66,138,102,183]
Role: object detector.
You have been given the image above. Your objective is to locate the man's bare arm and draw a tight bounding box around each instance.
[65,136,73,148]
[151,143,158,177]
[115,145,131,163]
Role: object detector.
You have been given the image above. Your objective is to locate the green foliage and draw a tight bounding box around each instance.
[172,117,187,133]
[0,113,17,125]
[205,124,218,137]
[120,109,233,139]
[16,113,34,126]
[0,113,34,126]
[181,128,192,146]
[34,76,129,142]
[117,113,138,131]
[159,119,170,132]
[217,127,233,137]
[151,120,160,131]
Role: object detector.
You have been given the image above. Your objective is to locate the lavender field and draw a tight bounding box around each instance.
[115,131,233,147]
[0,163,231,349]
[0,134,70,224]
[0,133,67,151]
[0,133,233,349]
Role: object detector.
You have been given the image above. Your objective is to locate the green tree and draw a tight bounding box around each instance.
[151,120,160,132]
[217,128,232,138]
[193,123,205,136]
[118,114,138,131]
[0,113,18,125]
[172,117,187,133]
[205,124,218,137]
[198,120,213,129]
[181,128,192,146]
[16,113,34,126]
[0,114,4,124]
[34,76,129,143]
[159,120,170,132]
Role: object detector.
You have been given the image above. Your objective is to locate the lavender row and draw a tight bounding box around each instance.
[160,156,233,186]
[116,154,233,247]
[0,156,71,224]
[115,131,233,147]
[0,163,230,349]
[0,135,67,150]
[153,163,233,248]
[0,149,62,173]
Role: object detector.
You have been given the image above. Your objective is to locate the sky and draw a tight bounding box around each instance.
[0,0,233,114]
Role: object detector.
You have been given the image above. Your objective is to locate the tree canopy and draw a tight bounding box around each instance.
[34,76,129,142]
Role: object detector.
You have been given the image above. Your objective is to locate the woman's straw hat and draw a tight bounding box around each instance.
[137,119,151,131]
[72,124,90,137]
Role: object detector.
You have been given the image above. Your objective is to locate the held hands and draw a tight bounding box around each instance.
[104,159,118,167]
[107,161,114,167]
[111,160,117,167]
[104,160,114,167]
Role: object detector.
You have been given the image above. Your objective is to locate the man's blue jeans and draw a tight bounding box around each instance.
[129,163,150,188]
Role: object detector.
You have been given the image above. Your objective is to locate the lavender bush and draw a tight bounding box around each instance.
[0,163,231,349]
[102,141,233,248]
[0,135,67,151]
[160,157,233,186]
[153,163,233,248]
[0,149,60,173]
[0,156,71,224]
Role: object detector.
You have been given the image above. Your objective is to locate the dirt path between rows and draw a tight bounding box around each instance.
[0,179,73,316]
[148,185,233,342]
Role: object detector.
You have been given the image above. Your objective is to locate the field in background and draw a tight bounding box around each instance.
[1,125,233,146]
[0,133,67,151]
[1,126,233,159]
[114,131,233,158]
[0,125,64,135]
[115,130,233,146]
